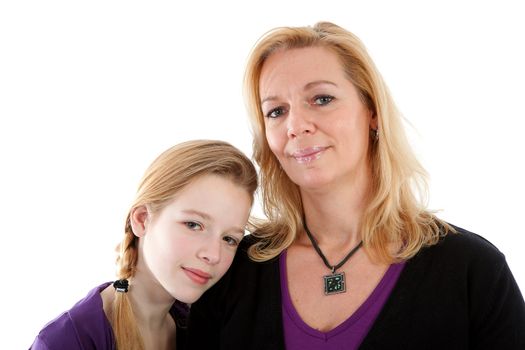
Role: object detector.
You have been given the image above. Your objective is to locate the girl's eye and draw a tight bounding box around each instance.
[265,106,286,119]
[184,221,203,231]
[223,236,240,247]
[313,95,334,106]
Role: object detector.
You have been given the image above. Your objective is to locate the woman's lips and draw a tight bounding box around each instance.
[182,267,212,285]
[291,146,327,163]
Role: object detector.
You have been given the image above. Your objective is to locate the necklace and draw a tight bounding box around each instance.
[304,222,363,295]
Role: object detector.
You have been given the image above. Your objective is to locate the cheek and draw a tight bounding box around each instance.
[216,250,237,277]
[156,232,190,260]
[265,125,285,156]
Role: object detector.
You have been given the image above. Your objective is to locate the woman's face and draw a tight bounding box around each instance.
[134,174,252,304]
[259,46,375,191]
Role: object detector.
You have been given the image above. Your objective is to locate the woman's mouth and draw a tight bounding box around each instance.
[291,146,327,163]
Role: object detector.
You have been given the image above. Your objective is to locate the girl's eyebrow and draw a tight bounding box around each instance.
[181,209,211,220]
[182,209,245,234]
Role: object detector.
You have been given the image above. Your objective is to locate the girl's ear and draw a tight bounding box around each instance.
[130,205,149,238]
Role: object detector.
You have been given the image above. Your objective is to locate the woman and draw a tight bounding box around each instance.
[187,22,525,349]
[30,140,257,350]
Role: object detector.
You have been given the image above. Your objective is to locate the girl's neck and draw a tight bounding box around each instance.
[128,269,176,330]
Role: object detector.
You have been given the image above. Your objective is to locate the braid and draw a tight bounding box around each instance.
[115,215,139,279]
[110,215,144,350]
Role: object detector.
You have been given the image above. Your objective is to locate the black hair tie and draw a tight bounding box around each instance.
[113,279,129,293]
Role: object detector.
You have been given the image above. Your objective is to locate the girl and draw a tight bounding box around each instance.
[31,139,258,350]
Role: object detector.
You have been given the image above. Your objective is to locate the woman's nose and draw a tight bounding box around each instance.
[286,105,316,138]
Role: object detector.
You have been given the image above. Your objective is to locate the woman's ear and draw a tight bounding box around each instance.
[369,110,378,130]
[130,205,149,238]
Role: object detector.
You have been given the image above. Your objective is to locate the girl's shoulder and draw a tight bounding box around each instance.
[30,282,114,350]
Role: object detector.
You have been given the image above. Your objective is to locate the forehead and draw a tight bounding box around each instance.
[259,46,345,94]
[158,174,251,222]
[173,175,239,201]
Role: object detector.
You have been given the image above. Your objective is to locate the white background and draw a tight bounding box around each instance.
[1,1,524,348]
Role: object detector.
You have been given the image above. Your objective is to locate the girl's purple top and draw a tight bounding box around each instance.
[280,250,405,350]
[29,282,188,350]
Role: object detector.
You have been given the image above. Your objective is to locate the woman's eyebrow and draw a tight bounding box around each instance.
[303,80,338,90]
[261,80,337,105]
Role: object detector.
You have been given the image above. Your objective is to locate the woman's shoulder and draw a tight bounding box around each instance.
[240,232,263,248]
[411,224,508,280]
[198,234,279,300]
[235,233,281,265]
[427,224,504,262]
[30,282,114,349]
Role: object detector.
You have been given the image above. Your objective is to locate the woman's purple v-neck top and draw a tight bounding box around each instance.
[280,250,405,350]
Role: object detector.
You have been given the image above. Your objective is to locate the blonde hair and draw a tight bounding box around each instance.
[244,21,452,263]
[111,140,257,350]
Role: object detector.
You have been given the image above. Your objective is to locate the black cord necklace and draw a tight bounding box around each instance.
[304,222,363,295]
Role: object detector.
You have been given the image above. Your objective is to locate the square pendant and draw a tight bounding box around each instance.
[323,271,346,295]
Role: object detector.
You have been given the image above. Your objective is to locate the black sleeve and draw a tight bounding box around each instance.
[360,228,525,350]
[469,253,525,349]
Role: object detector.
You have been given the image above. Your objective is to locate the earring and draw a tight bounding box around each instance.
[371,128,379,141]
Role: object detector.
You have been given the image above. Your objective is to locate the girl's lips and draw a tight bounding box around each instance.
[291,146,327,163]
[182,267,212,285]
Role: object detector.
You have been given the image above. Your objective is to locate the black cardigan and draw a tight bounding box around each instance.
[187,226,525,349]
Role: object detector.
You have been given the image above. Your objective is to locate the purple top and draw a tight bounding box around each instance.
[29,282,188,350]
[280,250,405,350]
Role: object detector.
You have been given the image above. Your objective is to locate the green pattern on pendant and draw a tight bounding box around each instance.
[324,271,346,295]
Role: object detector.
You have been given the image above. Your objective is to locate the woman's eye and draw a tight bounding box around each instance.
[265,106,286,119]
[313,95,334,106]
[184,221,203,231]
[223,236,240,247]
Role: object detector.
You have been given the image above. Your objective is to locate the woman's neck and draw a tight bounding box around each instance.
[300,173,371,247]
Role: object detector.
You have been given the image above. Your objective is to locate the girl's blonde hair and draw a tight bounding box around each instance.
[244,21,452,263]
[111,140,257,350]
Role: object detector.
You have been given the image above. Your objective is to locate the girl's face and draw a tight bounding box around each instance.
[259,46,376,191]
[133,174,252,303]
